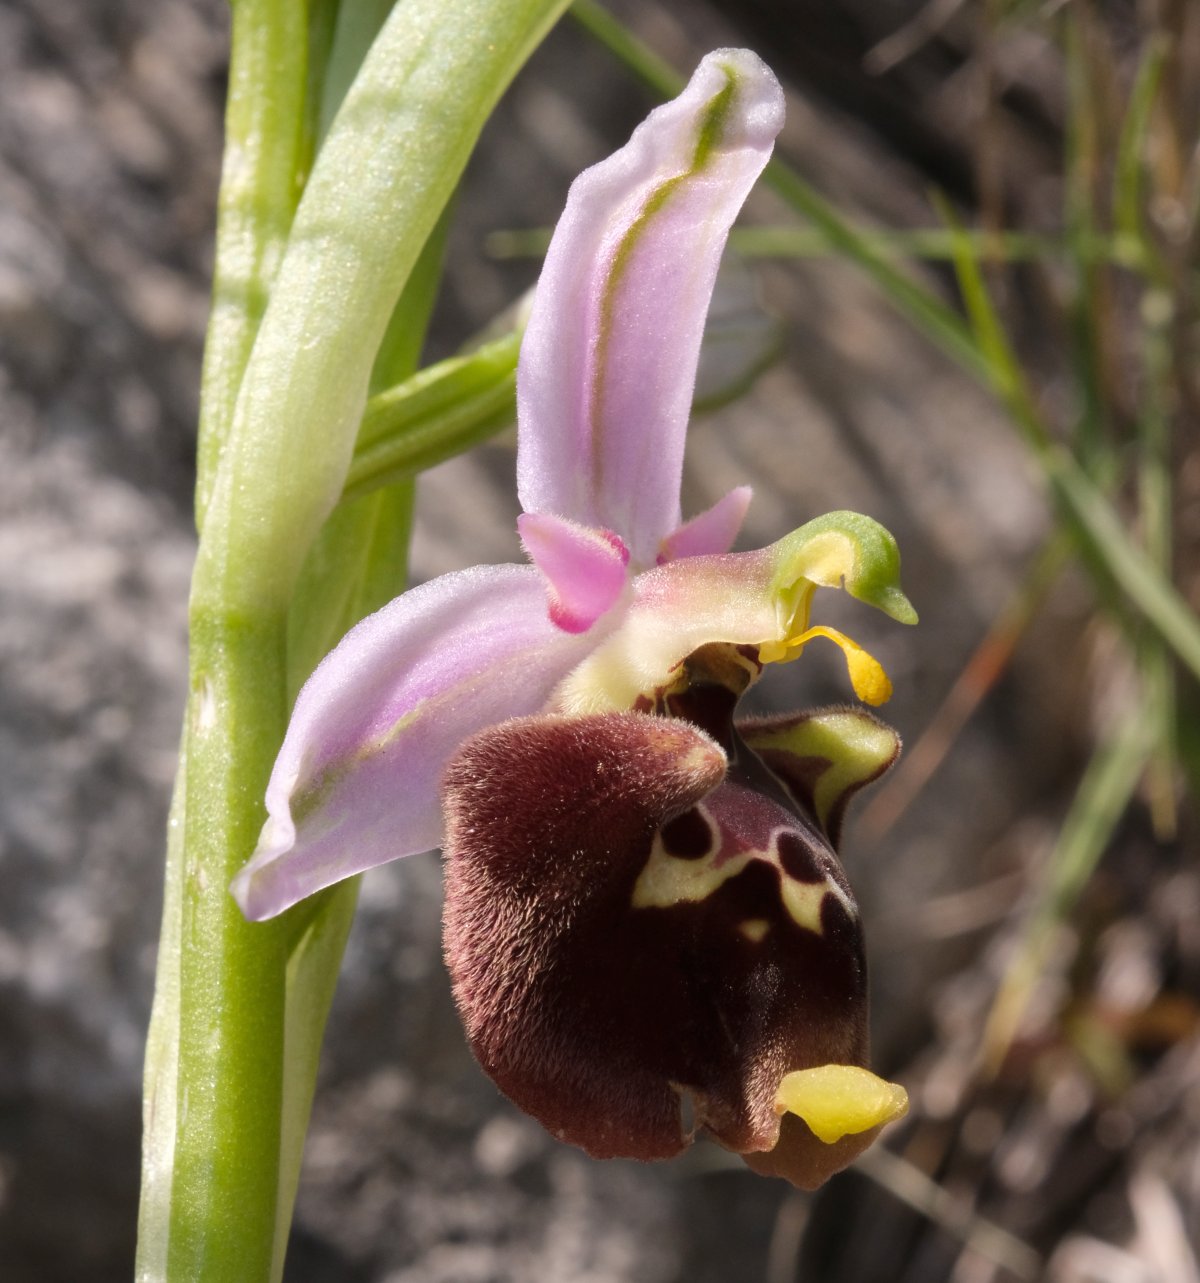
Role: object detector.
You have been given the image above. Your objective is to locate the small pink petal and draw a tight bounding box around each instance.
[518,511,630,634]
[659,485,753,563]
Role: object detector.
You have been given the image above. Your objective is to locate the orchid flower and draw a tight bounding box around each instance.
[232,49,918,1189]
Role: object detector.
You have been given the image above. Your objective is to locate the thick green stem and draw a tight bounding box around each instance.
[167,610,292,1278]
[195,0,308,533]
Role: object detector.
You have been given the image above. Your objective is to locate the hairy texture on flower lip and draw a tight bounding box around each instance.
[516,49,784,567]
[443,713,728,1160]
[441,698,886,1188]
[232,564,612,921]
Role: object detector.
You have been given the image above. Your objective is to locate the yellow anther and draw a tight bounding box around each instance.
[763,625,893,705]
[801,626,893,706]
[775,1064,908,1144]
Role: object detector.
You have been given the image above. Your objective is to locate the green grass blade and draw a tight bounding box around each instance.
[1136,288,1178,833]
[940,201,1200,683]
[1114,36,1168,247]
[936,195,1046,442]
[984,712,1152,1067]
[1062,12,1110,464]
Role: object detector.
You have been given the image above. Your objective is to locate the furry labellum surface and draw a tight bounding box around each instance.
[441,657,901,1189]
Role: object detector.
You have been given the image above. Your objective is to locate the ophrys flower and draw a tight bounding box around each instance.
[233,48,915,1188]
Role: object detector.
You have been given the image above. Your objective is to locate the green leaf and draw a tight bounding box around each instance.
[1113,35,1167,247]
[135,735,187,1283]
[272,879,360,1282]
[344,329,521,501]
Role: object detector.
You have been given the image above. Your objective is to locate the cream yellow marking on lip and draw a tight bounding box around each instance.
[631,805,853,933]
[780,879,836,934]
[775,1064,908,1144]
[742,711,899,836]
[739,918,770,943]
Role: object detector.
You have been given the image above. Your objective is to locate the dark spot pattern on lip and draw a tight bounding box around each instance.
[659,807,713,859]
[776,830,824,884]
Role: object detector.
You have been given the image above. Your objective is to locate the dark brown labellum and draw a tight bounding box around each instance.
[440,652,900,1187]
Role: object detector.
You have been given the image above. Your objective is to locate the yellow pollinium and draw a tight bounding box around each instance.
[759,625,894,706]
[775,1064,909,1144]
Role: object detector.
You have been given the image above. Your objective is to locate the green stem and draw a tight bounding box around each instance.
[168,610,292,1279]
[195,0,309,533]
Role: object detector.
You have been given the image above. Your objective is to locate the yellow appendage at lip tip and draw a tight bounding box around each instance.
[775,1064,909,1144]
[759,625,893,706]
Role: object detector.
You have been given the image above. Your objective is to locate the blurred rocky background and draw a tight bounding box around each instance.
[1,1,1197,1280]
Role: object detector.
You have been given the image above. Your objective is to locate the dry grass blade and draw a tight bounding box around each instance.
[854,1145,1042,1281]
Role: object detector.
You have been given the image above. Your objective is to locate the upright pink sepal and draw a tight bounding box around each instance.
[659,485,753,563]
[518,511,630,633]
[516,50,783,566]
